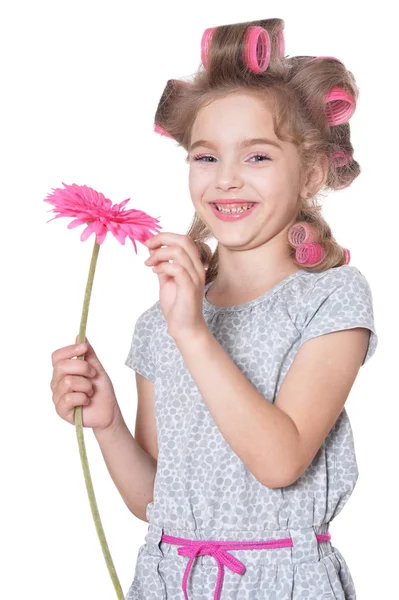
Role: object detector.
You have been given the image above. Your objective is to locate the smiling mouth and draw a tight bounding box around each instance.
[209,202,259,221]
[212,203,256,213]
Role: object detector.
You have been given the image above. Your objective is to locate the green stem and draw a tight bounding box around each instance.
[74,237,125,600]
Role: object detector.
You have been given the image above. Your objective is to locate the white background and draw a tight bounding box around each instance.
[1,1,396,598]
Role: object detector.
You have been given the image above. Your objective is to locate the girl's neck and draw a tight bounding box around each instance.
[205,266,303,306]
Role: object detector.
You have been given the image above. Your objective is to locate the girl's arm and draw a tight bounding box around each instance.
[173,325,370,489]
[93,416,157,521]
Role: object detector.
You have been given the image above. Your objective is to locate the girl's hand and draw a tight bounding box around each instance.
[144,232,207,340]
[50,336,123,433]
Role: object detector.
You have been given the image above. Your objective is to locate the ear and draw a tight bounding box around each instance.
[300,156,330,199]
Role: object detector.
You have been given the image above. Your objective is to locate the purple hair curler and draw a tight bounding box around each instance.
[243,26,271,73]
[296,242,325,265]
[154,123,173,139]
[325,86,356,126]
[331,151,351,168]
[201,27,216,69]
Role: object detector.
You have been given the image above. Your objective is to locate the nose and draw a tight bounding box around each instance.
[215,161,244,192]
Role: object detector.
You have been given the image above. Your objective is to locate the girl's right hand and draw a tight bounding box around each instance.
[50,337,123,433]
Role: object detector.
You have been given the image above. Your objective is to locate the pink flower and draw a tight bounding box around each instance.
[44,182,162,251]
[44,181,163,598]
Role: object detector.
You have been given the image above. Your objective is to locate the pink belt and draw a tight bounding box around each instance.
[160,531,331,600]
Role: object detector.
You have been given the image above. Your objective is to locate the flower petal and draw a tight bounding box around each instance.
[96,229,108,244]
[67,217,90,229]
[44,182,163,246]
[80,222,96,242]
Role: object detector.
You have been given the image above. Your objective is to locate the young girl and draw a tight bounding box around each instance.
[50,16,378,600]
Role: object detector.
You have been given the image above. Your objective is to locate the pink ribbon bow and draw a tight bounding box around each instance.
[178,540,246,600]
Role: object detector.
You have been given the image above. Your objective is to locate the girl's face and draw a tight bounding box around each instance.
[188,93,316,251]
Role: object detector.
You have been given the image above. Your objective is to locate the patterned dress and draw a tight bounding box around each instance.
[124,265,378,599]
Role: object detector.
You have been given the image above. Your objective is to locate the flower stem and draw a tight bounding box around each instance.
[74,237,125,600]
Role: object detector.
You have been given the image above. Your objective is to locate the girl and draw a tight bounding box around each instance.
[125,17,378,599]
[50,17,378,600]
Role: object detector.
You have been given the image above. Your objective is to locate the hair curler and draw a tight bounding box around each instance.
[325,86,356,126]
[277,28,285,57]
[154,123,173,139]
[335,180,351,191]
[201,27,217,69]
[288,222,324,265]
[201,25,272,73]
[243,26,271,73]
[309,56,342,63]
[331,151,351,168]
[296,242,325,265]
[288,222,319,246]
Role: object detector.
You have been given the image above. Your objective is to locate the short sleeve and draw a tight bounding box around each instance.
[124,306,157,382]
[298,266,378,366]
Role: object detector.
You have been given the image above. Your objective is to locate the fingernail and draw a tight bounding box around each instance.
[76,343,86,351]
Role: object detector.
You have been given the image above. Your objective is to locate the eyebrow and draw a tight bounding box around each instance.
[189,137,282,152]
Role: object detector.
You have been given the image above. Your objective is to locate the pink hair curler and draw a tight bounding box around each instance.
[296,242,325,265]
[331,151,351,168]
[335,180,351,191]
[288,222,318,247]
[277,28,285,57]
[309,56,342,63]
[309,58,359,103]
[325,86,356,126]
[343,248,351,264]
[243,26,271,73]
[154,123,173,139]
[201,27,216,69]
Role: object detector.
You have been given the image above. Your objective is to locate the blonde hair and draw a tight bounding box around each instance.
[154,18,360,285]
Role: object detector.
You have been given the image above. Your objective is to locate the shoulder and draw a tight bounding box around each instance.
[285,265,376,337]
[296,265,373,304]
[134,300,163,338]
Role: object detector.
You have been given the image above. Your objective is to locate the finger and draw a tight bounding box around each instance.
[51,342,88,368]
[51,355,96,393]
[146,246,199,287]
[54,374,94,409]
[75,335,104,373]
[50,342,89,392]
[152,262,195,295]
[56,391,92,419]
[144,232,180,248]
[146,232,196,260]
[173,235,205,281]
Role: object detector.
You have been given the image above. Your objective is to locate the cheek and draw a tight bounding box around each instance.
[188,168,207,196]
[188,173,197,199]
[251,170,278,196]
[257,166,298,196]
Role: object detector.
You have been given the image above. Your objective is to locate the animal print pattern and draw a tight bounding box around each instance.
[124,266,378,599]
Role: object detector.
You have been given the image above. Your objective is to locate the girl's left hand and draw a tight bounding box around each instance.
[143,232,207,340]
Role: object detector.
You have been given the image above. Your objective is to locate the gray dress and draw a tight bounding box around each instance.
[124,265,378,599]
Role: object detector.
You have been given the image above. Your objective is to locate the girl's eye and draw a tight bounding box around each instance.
[191,153,271,163]
[252,153,271,162]
[193,154,216,163]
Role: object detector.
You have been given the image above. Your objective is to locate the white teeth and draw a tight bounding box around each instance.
[214,203,255,214]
